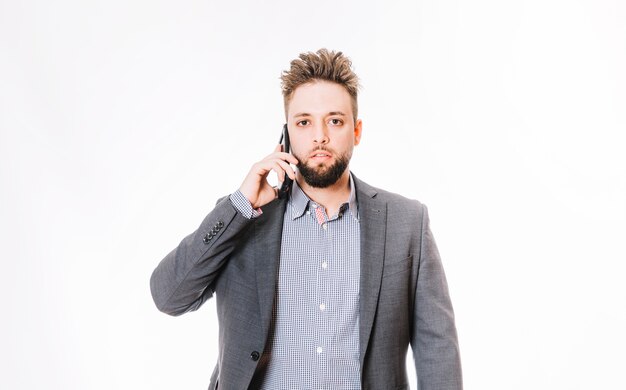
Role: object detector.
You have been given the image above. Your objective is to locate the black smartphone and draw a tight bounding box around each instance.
[277,123,292,199]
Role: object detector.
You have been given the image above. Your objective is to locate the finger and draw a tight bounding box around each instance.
[270,161,286,183]
[268,151,298,165]
[261,152,298,168]
[255,157,288,176]
[282,153,299,165]
[251,160,274,178]
[272,159,297,182]
[274,144,282,153]
[275,159,296,180]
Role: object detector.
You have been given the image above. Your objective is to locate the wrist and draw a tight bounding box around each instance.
[230,190,263,219]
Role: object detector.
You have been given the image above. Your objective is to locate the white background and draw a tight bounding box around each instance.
[1,0,625,389]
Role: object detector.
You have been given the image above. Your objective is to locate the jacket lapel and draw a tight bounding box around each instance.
[354,176,387,368]
[254,198,287,339]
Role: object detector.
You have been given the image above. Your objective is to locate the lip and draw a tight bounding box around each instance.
[309,150,332,159]
[310,155,332,163]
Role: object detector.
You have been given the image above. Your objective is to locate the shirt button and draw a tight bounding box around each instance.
[322,223,327,230]
[321,261,328,269]
[319,303,326,311]
[316,346,323,354]
[306,211,311,215]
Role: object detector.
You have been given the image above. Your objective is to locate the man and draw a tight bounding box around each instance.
[150,49,462,390]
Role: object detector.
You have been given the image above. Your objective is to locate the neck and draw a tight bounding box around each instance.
[296,169,351,217]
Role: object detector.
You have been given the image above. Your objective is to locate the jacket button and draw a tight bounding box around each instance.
[250,351,260,361]
[217,221,224,228]
[203,233,212,244]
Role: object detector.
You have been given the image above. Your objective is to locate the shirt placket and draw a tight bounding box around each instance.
[312,203,331,388]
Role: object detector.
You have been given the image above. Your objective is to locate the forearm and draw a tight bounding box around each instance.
[150,196,254,316]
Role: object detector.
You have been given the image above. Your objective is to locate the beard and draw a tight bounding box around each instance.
[295,148,350,188]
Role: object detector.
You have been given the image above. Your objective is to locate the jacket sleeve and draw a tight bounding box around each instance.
[149,195,254,316]
[411,204,463,389]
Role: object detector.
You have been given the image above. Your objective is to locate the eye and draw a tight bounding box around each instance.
[329,118,343,126]
[297,119,310,126]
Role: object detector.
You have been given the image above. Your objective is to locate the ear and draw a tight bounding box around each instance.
[353,119,363,146]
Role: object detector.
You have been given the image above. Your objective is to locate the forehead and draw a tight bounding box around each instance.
[287,81,353,116]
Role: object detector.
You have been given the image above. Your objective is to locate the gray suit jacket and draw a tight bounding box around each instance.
[150,175,462,390]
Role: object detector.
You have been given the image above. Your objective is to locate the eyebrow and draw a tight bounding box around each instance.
[293,111,347,118]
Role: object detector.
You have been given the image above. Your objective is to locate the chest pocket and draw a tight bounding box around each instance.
[382,255,413,278]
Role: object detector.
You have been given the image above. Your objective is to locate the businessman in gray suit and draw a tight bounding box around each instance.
[150,49,462,390]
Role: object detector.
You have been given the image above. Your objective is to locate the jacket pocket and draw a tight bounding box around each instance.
[382,255,412,278]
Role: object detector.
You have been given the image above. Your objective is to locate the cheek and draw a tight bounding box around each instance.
[289,142,308,163]
[341,134,358,149]
[290,139,305,153]
[287,135,304,152]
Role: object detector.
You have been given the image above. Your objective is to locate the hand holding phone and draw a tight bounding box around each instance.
[238,124,298,209]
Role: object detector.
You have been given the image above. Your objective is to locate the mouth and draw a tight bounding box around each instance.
[309,151,332,162]
[310,149,332,157]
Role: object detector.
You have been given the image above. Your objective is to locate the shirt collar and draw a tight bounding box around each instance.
[288,173,359,221]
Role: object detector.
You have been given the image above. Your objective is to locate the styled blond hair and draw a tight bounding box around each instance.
[280,48,360,123]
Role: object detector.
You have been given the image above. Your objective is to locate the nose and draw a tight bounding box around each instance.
[313,123,329,145]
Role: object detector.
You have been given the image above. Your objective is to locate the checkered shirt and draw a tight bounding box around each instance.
[230,176,361,389]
